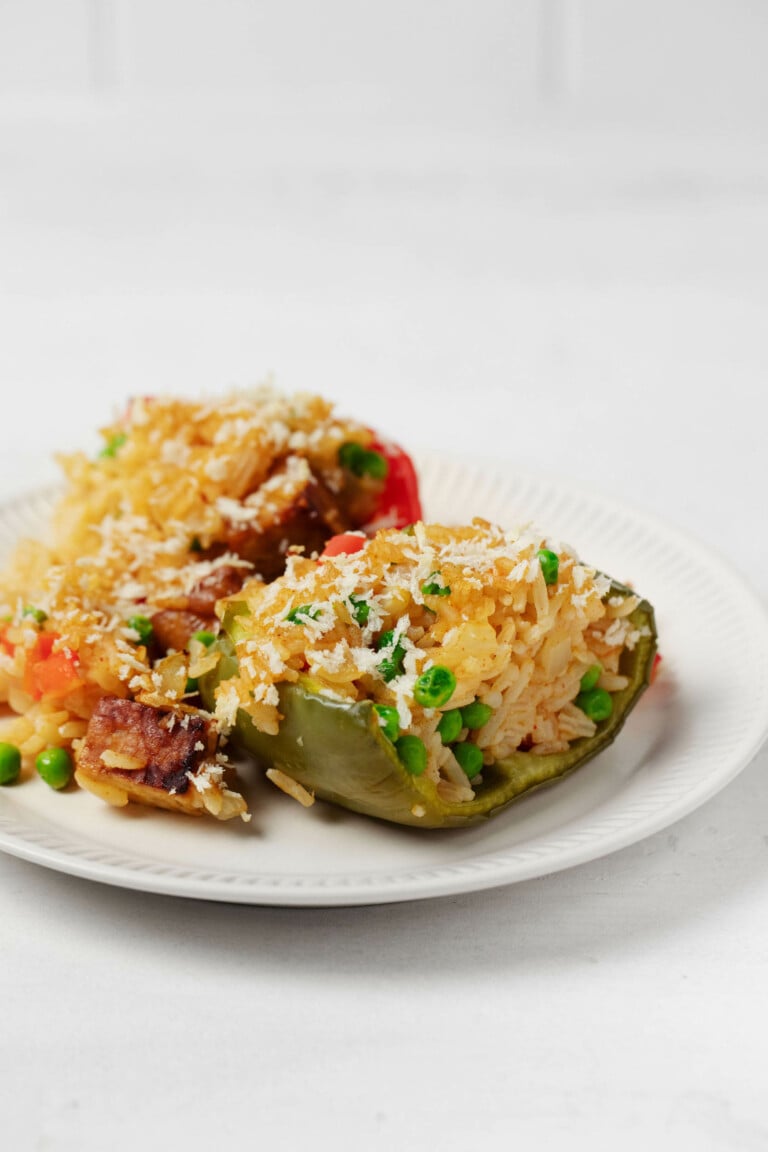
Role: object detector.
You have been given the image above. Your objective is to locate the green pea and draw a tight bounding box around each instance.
[22,606,47,625]
[0,742,21,786]
[421,572,451,597]
[460,700,493,730]
[413,665,456,709]
[338,442,388,480]
[35,747,73,790]
[127,615,154,646]
[99,432,127,459]
[580,664,602,692]
[285,605,321,624]
[348,595,370,627]
[395,735,427,776]
[338,441,366,474]
[373,704,400,742]
[361,449,388,480]
[191,630,217,648]
[575,687,613,723]
[453,741,484,779]
[537,549,559,586]
[437,709,462,744]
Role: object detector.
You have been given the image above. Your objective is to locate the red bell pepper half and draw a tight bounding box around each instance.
[365,438,423,532]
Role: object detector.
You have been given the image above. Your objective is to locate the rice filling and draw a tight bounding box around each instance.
[214,519,647,800]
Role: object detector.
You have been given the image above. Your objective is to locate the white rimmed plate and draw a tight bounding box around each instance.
[1,456,767,906]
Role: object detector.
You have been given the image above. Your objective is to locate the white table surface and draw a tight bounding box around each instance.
[1,116,767,1151]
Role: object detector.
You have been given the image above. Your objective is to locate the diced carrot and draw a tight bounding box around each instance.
[22,631,81,699]
[31,651,82,699]
[34,632,57,661]
[23,633,54,695]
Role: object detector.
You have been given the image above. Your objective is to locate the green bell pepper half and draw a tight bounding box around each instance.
[201,581,657,828]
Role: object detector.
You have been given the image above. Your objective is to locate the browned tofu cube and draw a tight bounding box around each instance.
[74,696,248,821]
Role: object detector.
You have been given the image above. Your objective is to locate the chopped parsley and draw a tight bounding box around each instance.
[285,605,321,624]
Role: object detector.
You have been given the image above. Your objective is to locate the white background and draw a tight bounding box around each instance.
[1,3,768,1150]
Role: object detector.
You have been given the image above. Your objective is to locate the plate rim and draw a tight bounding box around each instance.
[1,460,767,906]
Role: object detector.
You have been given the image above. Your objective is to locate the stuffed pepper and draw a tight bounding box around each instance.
[0,388,422,818]
[201,519,657,827]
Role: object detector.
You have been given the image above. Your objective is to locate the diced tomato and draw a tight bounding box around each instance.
[23,632,82,700]
[320,533,367,559]
[365,438,423,531]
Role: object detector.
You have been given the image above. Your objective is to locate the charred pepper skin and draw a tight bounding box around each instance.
[201,581,657,829]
